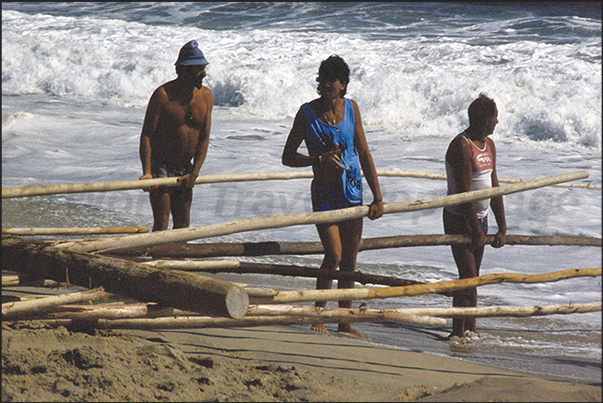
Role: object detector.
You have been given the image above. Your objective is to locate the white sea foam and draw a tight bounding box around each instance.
[2,9,601,149]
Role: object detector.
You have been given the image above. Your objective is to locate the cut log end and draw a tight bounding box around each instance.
[225,287,250,319]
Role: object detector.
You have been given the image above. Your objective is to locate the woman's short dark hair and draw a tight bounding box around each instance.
[468,93,497,126]
[316,55,350,96]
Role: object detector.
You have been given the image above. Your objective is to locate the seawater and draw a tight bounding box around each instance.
[2,2,601,384]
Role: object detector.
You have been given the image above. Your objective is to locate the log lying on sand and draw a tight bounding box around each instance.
[248,302,602,319]
[54,171,591,254]
[248,267,602,305]
[2,287,107,320]
[36,302,196,321]
[2,226,149,236]
[10,301,444,327]
[108,234,602,259]
[11,301,599,331]
[392,302,602,317]
[8,300,598,331]
[24,312,445,330]
[1,235,248,319]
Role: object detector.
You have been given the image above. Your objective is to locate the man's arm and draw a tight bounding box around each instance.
[139,88,164,177]
[139,88,164,185]
[182,87,213,188]
[488,138,507,248]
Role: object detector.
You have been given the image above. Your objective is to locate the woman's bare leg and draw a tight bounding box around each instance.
[311,222,342,335]
[336,218,370,339]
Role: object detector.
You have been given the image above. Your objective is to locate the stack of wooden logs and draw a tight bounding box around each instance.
[2,170,601,331]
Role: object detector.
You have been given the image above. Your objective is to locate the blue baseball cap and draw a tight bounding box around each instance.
[175,40,209,66]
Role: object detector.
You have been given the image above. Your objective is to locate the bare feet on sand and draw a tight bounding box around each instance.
[338,324,371,340]
[311,324,372,340]
[311,324,329,335]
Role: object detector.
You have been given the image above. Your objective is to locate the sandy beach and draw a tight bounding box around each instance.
[2,318,601,402]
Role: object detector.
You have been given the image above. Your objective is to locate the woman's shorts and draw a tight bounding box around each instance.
[311,180,362,212]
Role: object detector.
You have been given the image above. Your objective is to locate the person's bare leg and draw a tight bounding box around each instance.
[336,218,371,340]
[170,187,192,229]
[444,209,484,339]
[464,243,484,334]
[450,243,481,337]
[150,188,171,232]
[311,223,342,335]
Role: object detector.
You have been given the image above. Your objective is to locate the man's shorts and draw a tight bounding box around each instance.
[150,161,193,200]
[443,209,488,235]
[151,161,193,178]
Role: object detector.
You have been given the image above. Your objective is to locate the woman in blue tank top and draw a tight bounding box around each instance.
[282,55,384,340]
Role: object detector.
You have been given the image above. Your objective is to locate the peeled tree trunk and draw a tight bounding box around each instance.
[2,235,248,319]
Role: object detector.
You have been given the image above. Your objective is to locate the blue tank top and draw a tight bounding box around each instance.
[301,98,363,204]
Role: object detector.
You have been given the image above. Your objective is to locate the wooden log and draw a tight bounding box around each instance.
[25,311,445,330]
[248,302,601,318]
[8,301,599,329]
[248,267,602,304]
[378,170,601,189]
[43,302,196,320]
[245,305,445,327]
[2,227,149,236]
[143,259,242,270]
[142,260,426,288]
[106,234,602,259]
[2,275,60,287]
[3,169,598,199]
[1,172,315,199]
[41,301,600,321]
[387,302,602,317]
[19,301,443,327]
[2,287,107,320]
[108,239,326,258]
[496,176,600,190]
[1,235,249,318]
[55,171,590,254]
[360,234,603,248]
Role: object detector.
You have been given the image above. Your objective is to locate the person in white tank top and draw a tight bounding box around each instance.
[443,93,507,340]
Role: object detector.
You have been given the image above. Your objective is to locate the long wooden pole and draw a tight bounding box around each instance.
[14,302,445,327]
[247,302,602,318]
[3,169,598,198]
[247,267,602,305]
[56,170,590,254]
[388,302,602,317]
[14,302,601,328]
[21,301,600,322]
[2,226,149,236]
[17,301,600,330]
[25,312,445,330]
[108,234,601,259]
[377,170,600,189]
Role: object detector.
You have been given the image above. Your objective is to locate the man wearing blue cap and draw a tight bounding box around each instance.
[139,40,213,231]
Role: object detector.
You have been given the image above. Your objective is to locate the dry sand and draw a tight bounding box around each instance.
[2,320,601,402]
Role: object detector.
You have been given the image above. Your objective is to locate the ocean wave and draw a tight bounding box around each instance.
[2,7,601,150]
